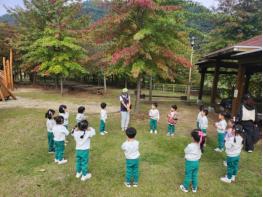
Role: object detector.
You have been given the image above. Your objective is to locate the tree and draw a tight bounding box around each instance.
[87,0,192,112]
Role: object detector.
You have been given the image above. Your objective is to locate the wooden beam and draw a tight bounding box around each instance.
[244,73,251,94]
[210,62,220,107]
[198,68,206,100]
[3,57,6,86]
[10,48,14,90]
[231,65,246,116]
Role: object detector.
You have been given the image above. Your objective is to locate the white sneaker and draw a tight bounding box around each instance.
[171,133,175,136]
[150,130,153,134]
[58,159,68,165]
[133,184,138,187]
[220,177,232,183]
[154,130,157,134]
[76,172,82,178]
[223,161,227,167]
[248,150,253,153]
[100,132,105,136]
[214,148,221,152]
[231,175,236,182]
[81,173,92,181]
[167,133,171,136]
[179,185,188,193]
[192,188,197,193]
[124,182,131,188]
[54,159,59,163]
[104,131,108,134]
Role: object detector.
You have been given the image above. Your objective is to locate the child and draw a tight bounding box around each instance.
[53,116,69,164]
[214,112,227,152]
[220,124,244,183]
[223,119,235,166]
[99,102,108,136]
[167,105,178,136]
[121,127,140,188]
[59,105,69,129]
[199,109,208,137]
[45,109,56,153]
[149,102,160,134]
[72,120,96,181]
[76,106,86,123]
[196,105,204,129]
[180,129,203,193]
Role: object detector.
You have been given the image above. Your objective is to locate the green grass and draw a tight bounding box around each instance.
[0,89,261,197]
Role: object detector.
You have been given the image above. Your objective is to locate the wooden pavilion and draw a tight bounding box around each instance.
[196,35,262,116]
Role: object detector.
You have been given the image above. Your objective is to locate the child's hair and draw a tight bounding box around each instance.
[199,105,204,111]
[125,127,137,138]
[203,108,208,116]
[78,106,85,113]
[233,124,244,143]
[59,105,67,113]
[171,104,177,110]
[219,111,226,118]
[191,129,205,153]
[101,102,107,109]
[54,116,64,125]
[77,120,89,139]
[45,109,55,119]
[152,102,158,108]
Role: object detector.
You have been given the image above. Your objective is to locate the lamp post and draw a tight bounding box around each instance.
[187,36,195,101]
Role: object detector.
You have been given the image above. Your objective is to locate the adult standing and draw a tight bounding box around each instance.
[236,94,257,153]
[120,88,131,131]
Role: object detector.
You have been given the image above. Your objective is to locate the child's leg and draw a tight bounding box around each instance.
[167,124,171,134]
[196,122,199,129]
[150,119,154,131]
[125,159,132,183]
[121,112,125,130]
[172,125,175,134]
[50,133,55,151]
[218,133,225,149]
[226,157,234,179]
[48,132,53,152]
[232,156,240,177]
[99,120,105,133]
[54,141,59,160]
[81,150,89,176]
[133,159,139,184]
[191,161,199,190]
[76,150,82,173]
[183,160,192,190]
[58,141,65,161]
[125,112,130,130]
[153,119,157,131]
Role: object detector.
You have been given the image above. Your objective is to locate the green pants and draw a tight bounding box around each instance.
[48,132,55,152]
[201,128,207,136]
[150,119,157,131]
[227,156,240,179]
[217,132,225,149]
[54,141,65,161]
[167,124,175,134]
[183,160,199,190]
[196,122,199,129]
[76,149,89,176]
[126,159,139,184]
[99,120,106,133]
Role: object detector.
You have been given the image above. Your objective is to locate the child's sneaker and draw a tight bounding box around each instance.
[58,159,68,165]
[81,173,92,181]
[171,133,175,136]
[220,176,232,183]
[48,151,55,154]
[167,133,171,136]
[192,187,197,193]
[231,175,236,182]
[54,159,59,163]
[76,172,82,178]
[223,161,227,167]
[133,183,138,187]
[248,150,253,153]
[154,130,157,134]
[150,130,153,134]
[100,132,105,136]
[124,182,131,188]
[104,131,108,134]
[214,148,221,152]
[179,185,188,193]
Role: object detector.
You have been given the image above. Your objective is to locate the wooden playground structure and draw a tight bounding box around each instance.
[0,49,16,101]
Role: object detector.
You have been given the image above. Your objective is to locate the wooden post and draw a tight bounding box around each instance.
[198,68,206,100]
[210,63,220,107]
[231,65,246,116]
[244,73,251,94]
[6,60,10,89]
[10,48,14,90]
[149,75,153,102]
[3,57,6,86]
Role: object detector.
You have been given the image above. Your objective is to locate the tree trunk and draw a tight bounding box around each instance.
[103,74,107,93]
[125,77,127,88]
[149,75,153,102]
[60,77,63,96]
[19,69,22,82]
[134,75,141,113]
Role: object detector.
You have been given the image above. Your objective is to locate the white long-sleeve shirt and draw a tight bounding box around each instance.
[149,109,160,120]
[184,143,202,161]
[73,127,96,150]
[121,140,140,159]
[225,135,243,157]
[100,109,107,122]
[199,116,208,130]
[59,112,69,126]
[53,124,69,141]
[196,111,202,122]
[76,113,86,123]
[46,119,56,132]
[215,119,227,133]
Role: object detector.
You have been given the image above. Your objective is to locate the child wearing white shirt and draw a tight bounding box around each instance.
[148,102,160,134]
[180,129,203,193]
[76,106,86,123]
[53,116,69,164]
[220,124,244,183]
[214,112,227,152]
[99,102,108,135]
[72,120,96,181]
[196,105,204,129]
[121,127,140,188]
[59,105,69,129]
[167,105,178,136]
[199,109,208,136]
[45,109,56,153]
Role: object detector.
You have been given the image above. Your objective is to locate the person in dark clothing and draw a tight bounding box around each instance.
[236,94,257,153]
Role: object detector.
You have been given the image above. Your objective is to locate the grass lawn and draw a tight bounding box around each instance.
[0,88,261,197]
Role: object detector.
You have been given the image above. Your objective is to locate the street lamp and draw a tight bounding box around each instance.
[187,36,195,101]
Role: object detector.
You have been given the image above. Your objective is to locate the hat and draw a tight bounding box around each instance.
[122,88,128,93]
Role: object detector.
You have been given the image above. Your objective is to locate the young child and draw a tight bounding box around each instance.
[45,109,56,153]
[167,105,178,136]
[76,106,86,123]
[196,105,204,129]
[149,102,160,134]
[53,116,69,164]
[220,124,244,183]
[180,129,203,193]
[59,105,69,129]
[72,120,96,181]
[121,127,140,188]
[214,112,227,152]
[199,109,208,137]
[99,102,108,136]
[223,119,235,166]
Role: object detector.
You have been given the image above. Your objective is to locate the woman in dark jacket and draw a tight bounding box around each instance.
[236,94,257,153]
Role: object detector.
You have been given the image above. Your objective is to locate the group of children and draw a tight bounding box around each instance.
[45,102,244,191]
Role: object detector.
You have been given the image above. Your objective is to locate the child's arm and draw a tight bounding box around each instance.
[64,127,69,136]
[184,144,191,154]
[157,110,160,121]
[121,142,126,151]
[85,128,96,138]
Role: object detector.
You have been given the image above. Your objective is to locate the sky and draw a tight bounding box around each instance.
[0,0,218,16]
